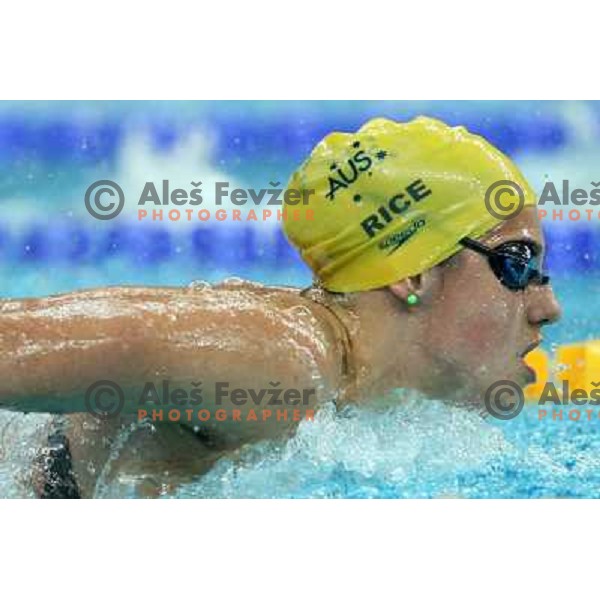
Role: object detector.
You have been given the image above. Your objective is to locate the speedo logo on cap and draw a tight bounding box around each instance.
[378,217,427,255]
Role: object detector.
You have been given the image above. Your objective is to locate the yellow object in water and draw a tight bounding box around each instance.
[524,348,550,400]
[284,116,537,292]
[556,341,600,396]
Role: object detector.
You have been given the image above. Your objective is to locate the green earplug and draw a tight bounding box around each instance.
[406,293,420,306]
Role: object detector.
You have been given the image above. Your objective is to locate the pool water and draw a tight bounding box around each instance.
[2,396,599,498]
[166,401,600,499]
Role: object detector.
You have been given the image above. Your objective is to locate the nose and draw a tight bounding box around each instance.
[527,284,562,327]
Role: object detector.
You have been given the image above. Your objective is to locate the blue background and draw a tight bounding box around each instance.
[1,100,599,348]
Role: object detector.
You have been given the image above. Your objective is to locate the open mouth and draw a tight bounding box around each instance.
[520,339,542,359]
[518,340,542,384]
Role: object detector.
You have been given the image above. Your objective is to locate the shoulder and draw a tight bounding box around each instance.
[208,282,346,397]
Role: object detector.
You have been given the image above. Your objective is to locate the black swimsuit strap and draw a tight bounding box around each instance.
[38,433,81,499]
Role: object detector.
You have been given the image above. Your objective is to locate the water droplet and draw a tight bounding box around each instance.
[287,305,313,319]
[188,280,210,292]
[223,276,246,286]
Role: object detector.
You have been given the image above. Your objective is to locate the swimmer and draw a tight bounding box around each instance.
[0,117,561,498]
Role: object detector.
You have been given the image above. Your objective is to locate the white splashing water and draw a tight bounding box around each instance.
[166,394,517,499]
[0,413,52,498]
[0,391,594,499]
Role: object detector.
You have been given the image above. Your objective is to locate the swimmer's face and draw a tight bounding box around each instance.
[423,206,561,401]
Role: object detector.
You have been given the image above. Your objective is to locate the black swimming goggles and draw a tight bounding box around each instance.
[459,237,550,292]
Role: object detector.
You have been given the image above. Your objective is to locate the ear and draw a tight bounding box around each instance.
[387,270,440,302]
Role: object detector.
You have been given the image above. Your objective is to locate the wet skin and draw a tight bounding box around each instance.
[0,207,561,497]
[1,282,347,496]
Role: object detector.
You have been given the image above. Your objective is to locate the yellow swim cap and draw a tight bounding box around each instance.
[283,116,537,292]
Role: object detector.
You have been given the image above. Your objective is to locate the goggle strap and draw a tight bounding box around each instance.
[459,237,494,257]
